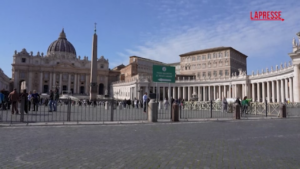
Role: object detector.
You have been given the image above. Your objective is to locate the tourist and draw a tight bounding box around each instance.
[241,96,249,114]
[0,90,4,110]
[49,90,54,112]
[134,98,138,108]
[32,90,40,111]
[123,99,127,108]
[28,91,32,111]
[20,89,28,114]
[163,98,169,110]
[8,88,19,115]
[127,99,131,109]
[2,89,9,110]
[222,97,228,113]
[53,88,59,111]
[143,92,148,113]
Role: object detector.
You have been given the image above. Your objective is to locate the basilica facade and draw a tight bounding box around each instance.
[11,29,119,96]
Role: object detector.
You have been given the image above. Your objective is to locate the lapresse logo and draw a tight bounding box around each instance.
[250,11,284,21]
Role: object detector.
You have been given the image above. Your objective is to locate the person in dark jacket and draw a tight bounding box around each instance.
[49,90,54,112]
[20,89,28,114]
[8,88,19,114]
[127,99,131,109]
[53,88,59,111]
[31,90,40,111]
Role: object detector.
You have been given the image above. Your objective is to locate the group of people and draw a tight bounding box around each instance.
[121,98,142,109]
[0,88,60,115]
[222,96,249,114]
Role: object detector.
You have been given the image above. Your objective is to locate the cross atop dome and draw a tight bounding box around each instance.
[59,28,67,39]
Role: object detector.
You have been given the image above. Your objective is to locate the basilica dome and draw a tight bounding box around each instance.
[47,29,76,56]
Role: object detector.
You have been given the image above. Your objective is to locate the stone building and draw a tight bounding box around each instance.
[112,30,300,103]
[0,68,10,90]
[11,29,119,97]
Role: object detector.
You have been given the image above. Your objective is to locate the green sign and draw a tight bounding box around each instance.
[152,65,175,83]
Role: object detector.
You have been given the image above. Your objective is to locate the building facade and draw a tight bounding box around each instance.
[11,29,119,96]
[0,68,10,90]
[112,31,300,103]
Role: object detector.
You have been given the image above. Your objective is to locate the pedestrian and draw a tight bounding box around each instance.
[134,98,138,108]
[123,99,127,108]
[20,89,28,114]
[143,92,148,113]
[32,90,40,111]
[163,97,169,110]
[127,99,131,109]
[28,91,32,111]
[49,90,54,112]
[53,88,59,111]
[235,97,241,106]
[8,88,19,115]
[0,90,4,110]
[222,97,228,113]
[241,96,249,114]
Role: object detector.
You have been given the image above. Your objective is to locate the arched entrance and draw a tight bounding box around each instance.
[99,83,104,95]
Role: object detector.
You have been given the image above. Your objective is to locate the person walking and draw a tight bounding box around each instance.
[134,98,138,108]
[53,88,59,112]
[143,92,148,113]
[49,90,54,112]
[241,96,249,114]
[163,98,169,110]
[222,97,228,113]
[8,88,19,114]
[20,89,28,114]
[32,90,40,111]
[28,91,32,111]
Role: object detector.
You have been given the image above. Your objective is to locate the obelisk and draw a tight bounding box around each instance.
[90,23,98,100]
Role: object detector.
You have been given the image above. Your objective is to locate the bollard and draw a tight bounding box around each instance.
[234,103,240,119]
[280,104,286,118]
[148,99,158,122]
[172,103,179,122]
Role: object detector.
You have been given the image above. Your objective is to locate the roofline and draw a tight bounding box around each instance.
[179,47,248,58]
[129,56,166,64]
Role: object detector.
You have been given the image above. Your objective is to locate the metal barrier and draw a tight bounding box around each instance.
[1,99,300,124]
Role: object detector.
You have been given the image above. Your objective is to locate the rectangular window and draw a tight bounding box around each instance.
[219,70,223,76]
[225,70,229,75]
[197,56,201,60]
[202,72,206,77]
[208,54,211,59]
[213,71,217,76]
[202,55,206,60]
[21,58,26,63]
[208,72,211,77]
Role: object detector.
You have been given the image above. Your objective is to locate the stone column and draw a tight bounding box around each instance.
[85,74,89,95]
[252,83,255,102]
[289,77,293,102]
[28,72,32,91]
[163,86,166,100]
[276,80,280,103]
[74,74,77,94]
[262,82,265,102]
[187,86,191,101]
[229,85,232,98]
[49,72,52,91]
[198,86,201,101]
[218,85,221,99]
[178,86,181,99]
[272,81,275,102]
[281,79,284,103]
[257,83,260,102]
[203,86,206,101]
[208,86,211,101]
[168,86,171,100]
[285,78,289,101]
[234,85,237,99]
[146,86,149,94]
[267,81,270,102]
[173,86,176,99]
[293,65,300,102]
[242,84,244,97]
[53,73,56,88]
[213,86,216,100]
[68,74,71,93]
[183,87,186,100]
[39,72,43,93]
[157,84,161,101]
[59,73,62,93]
[224,85,227,98]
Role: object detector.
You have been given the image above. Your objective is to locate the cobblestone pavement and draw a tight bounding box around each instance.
[1,118,300,168]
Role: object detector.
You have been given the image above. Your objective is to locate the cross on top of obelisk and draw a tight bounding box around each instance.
[94,23,97,33]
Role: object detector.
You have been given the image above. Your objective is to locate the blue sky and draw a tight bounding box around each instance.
[0,0,299,78]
